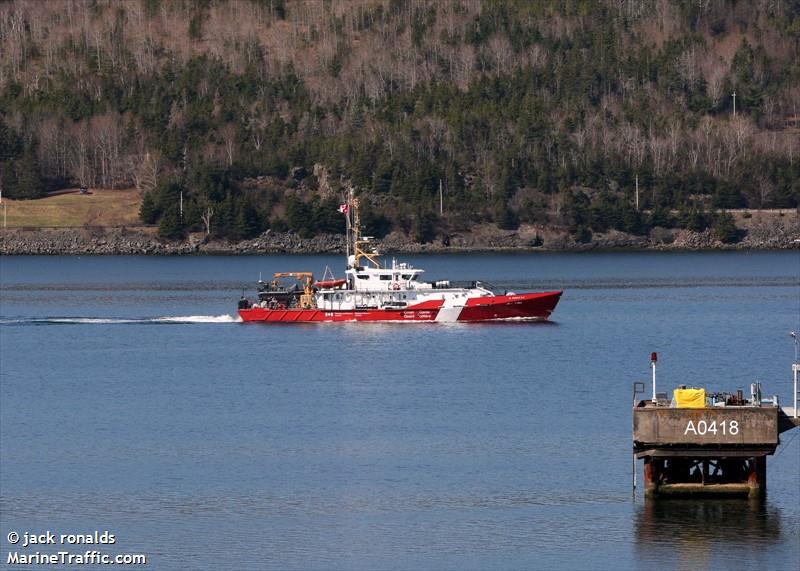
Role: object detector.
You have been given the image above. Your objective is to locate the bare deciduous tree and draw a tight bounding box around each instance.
[135,151,160,195]
[755,176,773,210]
[201,205,214,235]
[220,123,237,167]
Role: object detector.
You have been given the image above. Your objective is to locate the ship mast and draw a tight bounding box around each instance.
[346,185,381,269]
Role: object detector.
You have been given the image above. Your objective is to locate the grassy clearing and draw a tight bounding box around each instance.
[1,188,143,228]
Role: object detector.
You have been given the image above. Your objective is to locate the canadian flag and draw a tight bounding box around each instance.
[338,204,349,214]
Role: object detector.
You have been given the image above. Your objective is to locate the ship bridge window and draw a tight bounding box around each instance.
[356,274,369,280]
[402,274,419,281]
[379,275,391,281]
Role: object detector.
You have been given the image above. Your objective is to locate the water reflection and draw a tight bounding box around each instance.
[635,499,783,568]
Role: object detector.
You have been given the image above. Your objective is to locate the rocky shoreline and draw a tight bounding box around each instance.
[2,216,798,255]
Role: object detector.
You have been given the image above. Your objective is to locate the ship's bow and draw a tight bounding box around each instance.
[457,290,562,321]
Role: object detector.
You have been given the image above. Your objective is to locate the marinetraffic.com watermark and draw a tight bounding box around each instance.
[5,530,146,566]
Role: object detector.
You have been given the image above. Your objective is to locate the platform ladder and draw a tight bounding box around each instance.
[794,363,799,419]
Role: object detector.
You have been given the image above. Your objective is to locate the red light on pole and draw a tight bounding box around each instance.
[650,352,658,363]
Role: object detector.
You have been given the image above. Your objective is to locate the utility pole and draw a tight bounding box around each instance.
[439,179,443,216]
[179,190,183,219]
[635,175,639,212]
[732,91,737,117]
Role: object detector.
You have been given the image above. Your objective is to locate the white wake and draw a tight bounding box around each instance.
[151,314,240,323]
[1,315,240,325]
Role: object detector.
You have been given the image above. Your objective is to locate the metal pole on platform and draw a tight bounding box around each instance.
[651,352,658,404]
[792,332,798,418]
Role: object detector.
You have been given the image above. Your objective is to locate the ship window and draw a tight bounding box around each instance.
[402,294,407,299]
[335,294,341,300]
[379,275,391,281]
[402,274,412,280]
[356,274,369,280]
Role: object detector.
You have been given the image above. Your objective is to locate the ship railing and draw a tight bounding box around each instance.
[446,280,495,291]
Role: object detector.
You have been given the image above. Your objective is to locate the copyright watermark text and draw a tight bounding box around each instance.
[5,530,146,566]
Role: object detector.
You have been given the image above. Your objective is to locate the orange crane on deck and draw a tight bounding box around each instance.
[272,272,315,308]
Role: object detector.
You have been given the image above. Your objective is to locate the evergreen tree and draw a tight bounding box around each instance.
[413,211,438,243]
[572,224,592,243]
[620,204,645,235]
[562,189,589,233]
[182,198,202,232]
[15,146,43,199]
[588,195,614,232]
[712,211,740,244]
[1,161,17,198]
[158,204,185,240]
[270,216,288,232]
[312,197,344,234]
[139,192,159,224]
[648,205,673,228]
[188,12,204,40]
[233,199,261,239]
[712,180,745,209]
[212,193,235,238]
[360,201,392,238]
[285,195,312,237]
[494,199,519,230]
[0,119,21,161]
[679,203,709,232]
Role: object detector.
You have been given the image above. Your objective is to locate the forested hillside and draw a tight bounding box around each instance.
[1,0,798,242]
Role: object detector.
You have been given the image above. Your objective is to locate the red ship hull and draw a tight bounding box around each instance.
[239,291,562,323]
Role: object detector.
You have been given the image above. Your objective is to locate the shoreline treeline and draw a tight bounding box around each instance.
[0,0,798,243]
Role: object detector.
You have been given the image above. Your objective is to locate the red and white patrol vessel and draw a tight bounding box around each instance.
[237,191,562,323]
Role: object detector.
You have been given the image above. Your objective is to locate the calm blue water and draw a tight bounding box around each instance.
[1,252,798,570]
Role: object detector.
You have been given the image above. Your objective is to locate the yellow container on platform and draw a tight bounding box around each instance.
[673,388,706,408]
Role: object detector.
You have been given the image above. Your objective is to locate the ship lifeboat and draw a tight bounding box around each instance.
[314,278,347,289]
